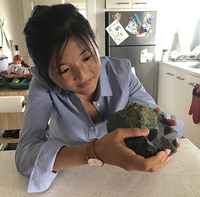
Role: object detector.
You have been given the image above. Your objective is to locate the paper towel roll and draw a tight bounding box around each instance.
[0,59,8,73]
[0,96,25,113]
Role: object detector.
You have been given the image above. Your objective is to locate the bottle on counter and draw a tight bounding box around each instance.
[161,49,169,62]
[12,45,29,67]
[13,45,24,63]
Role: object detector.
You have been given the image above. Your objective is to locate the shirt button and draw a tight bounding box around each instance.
[90,126,94,130]
[96,103,100,106]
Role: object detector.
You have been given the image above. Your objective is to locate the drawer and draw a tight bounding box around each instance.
[132,0,158,9]
[105,0,132,9]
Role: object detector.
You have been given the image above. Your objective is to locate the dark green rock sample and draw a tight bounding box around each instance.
[107,102,178,158]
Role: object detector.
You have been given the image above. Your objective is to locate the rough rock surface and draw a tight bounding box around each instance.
[107,102,178,158]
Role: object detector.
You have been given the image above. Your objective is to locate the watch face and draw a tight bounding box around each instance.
[88,158,103,167]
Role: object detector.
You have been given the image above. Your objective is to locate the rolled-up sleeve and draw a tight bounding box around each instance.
[15,73,69,193]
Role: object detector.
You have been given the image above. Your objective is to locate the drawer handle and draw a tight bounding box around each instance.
[188,82,195,87]
[166,72,174,76]
[117,2,130,4]
[135,2,147,4]
[176,76,185,80]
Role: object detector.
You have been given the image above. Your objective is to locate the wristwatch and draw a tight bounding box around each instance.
[86,139,104,167]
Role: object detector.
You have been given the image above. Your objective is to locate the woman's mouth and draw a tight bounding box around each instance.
[78,78,92,88]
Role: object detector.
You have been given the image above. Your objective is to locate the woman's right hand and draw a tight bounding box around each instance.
[94,128,173,172]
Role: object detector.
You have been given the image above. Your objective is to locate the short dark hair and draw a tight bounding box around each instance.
[24,3,99,87]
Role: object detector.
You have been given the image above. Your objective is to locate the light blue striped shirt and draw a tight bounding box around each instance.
[15,56,184,193]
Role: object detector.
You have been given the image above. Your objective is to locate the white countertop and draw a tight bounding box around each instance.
[158,61,200,76]
[1,138,200,197]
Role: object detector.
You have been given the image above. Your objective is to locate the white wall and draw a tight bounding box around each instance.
[91,0,105,56]
[1,0,200,62]
[0,0,27,62]
[156,0,200,60]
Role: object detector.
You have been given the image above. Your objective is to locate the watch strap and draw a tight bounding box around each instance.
[86,138,97,159]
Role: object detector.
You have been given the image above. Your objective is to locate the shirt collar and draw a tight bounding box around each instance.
[98,57,113,97]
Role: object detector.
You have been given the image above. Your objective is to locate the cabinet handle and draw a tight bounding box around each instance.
[166,72,174,76]
[134,2,147,4]
[176,76,185,80]
[117,2,130,4]
[188,82,195,87]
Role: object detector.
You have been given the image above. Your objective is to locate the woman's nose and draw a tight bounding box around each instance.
[75,63,87,80]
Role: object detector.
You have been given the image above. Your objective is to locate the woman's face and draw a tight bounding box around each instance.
[49,37,101,96]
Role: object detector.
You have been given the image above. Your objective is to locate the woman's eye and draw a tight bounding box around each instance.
[83,55,91,61]
[61,68,69,73]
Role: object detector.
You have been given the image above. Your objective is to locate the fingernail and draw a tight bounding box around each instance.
[142,129,149,135]
[166,149,171,155]
[167,156,173,162]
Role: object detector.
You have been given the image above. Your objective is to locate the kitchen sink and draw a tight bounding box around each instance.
[187,64,200,68]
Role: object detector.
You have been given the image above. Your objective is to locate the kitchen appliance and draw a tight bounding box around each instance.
[105,11,157,101]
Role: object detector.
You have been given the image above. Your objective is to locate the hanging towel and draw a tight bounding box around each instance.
[189,84,200,124]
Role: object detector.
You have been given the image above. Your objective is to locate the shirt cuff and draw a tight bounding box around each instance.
[163,113,185,139]
[27,138,68,193]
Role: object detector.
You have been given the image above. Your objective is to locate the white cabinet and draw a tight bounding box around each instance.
[105,0,133,9]
[157,62,200,149]
[173,70,187,120]
[164,66,176,115]
[132,0,158,9]
[157,64,176,115]
[183,74,200,149]
[105,0,158,9]
[157,63,166,110]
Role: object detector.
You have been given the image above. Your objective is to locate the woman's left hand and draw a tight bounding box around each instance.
[154,107,180,148]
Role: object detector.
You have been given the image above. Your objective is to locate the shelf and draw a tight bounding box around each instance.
[0,135,18,151]
[0,137,18,144]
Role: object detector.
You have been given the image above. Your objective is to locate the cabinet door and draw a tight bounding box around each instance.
[132,0,158,9]
[173,70,187,120]
[164,66,176,115]
[105,0,132,8]
[157,63,176,115]
[183,74,200,149]
[157,63,166,110]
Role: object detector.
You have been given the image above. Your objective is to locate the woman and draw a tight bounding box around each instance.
[15,4,184,193]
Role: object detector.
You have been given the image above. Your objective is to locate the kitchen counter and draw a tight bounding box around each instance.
[1,138,200,197]
[0,80,28,130]
[158,61,200,76]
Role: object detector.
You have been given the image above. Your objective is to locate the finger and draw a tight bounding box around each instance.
[175,138,180,148]
[154,107,162,114]
[163,150,173,164]
[167,119,178,126]
[145,149,172,172]
[114,127,149,141]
